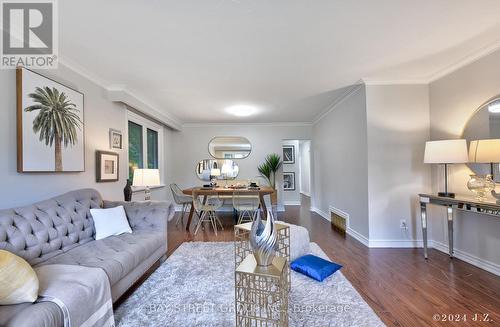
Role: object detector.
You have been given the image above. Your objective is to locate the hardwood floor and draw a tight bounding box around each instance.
[167,196,500,326]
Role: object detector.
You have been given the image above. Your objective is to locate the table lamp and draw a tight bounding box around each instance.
[133,169,161,200]
[424,139,468,198]
[210,168,220,186]
[468,139,500,176]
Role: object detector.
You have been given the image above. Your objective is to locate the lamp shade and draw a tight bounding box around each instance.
[424,139,468,164]
[132,169,161,187]
[469,139,500,163]
[221,162,232,174]
[210,168,221,176]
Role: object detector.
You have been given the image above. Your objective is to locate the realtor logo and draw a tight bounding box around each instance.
[1,0,58,69]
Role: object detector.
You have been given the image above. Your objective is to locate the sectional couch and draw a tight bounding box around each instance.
[0,189,174,327]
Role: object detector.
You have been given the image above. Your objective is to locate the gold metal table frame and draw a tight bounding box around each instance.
[235,254,289,327]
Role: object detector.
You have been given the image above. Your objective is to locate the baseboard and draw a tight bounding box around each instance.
[346,227,369,247]
[284,201,301,206]
[368,239,423,248]
[311,207,369,246]
[430,240,500,276]
[310,206,329,219]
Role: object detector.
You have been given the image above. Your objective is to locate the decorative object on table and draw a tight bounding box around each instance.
[249,209,278,266]
[283,172,296,191]
[210,167,220,186]
[124,179,133,201]
[424,139,468,198]
[17,67,85,173]
[282,145,295,164]
[132,168,161,200]
[235,219,291,290]
[109,129,123,149]
[290,254,342,282]
[257,153,282,204]
[468,139,500,200]
[0,250,39,305]
[467,174,495,201]
[208,136,251,159]
[96,150,119,182]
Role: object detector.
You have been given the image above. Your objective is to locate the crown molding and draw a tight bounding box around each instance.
[58,56,111,89]
[362,78,428,85]
[182,122,313,128]
[362,39,500,86]
[427,40,500,83]
[312,82,364,124]
[106,88,183,131]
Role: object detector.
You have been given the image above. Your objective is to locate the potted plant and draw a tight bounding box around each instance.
[258,154,283,205]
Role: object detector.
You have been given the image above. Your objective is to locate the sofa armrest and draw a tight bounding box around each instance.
[102,200,175,234]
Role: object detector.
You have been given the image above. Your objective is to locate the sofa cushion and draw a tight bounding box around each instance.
[0,189,102,266]
[35,231,164,285]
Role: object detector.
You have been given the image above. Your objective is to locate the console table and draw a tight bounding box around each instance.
[419,193,500,259]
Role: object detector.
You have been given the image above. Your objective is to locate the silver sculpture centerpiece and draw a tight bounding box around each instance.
[249,209,278,266]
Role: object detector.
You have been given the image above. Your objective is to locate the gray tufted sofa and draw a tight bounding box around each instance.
[0,188,174,327]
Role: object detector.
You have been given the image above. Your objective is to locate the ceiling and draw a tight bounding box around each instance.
[60,0,500,124]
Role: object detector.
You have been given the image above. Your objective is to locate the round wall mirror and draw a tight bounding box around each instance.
[208,136,251,159]
[462,96,500,182]
[195,159,239,181]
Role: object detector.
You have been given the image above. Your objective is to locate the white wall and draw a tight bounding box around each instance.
[0,66,171,209]
[312,85,370,239]
[170,124,312,208]
[429,49,500,272]
[299,140,311,196]
[365,85,431,245]
[282,140,301,205]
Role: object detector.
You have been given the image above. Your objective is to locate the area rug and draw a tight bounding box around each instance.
[115,242,385,326]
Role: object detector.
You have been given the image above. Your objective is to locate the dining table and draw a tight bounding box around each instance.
[182,186,276,231]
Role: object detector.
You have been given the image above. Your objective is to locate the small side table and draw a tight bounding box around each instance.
[234,221,290,288]
[235,254,288,327]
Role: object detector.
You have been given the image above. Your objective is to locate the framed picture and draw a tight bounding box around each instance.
[96,151,119,182]
[283,172,296,191]
[283,145,295,164]
[17,67,85,172]
[109,129,123,149]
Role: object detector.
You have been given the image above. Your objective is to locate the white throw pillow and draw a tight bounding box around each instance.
[90,206,132,240]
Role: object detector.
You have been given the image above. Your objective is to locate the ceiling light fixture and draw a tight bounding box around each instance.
[488,99,500,113]
[225,105,258,117]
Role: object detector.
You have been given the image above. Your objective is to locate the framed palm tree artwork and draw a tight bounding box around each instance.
[17,67,85,172]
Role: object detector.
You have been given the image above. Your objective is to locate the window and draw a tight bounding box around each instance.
[127,111,163,181]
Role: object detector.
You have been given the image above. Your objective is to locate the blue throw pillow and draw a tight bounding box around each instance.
[290,254,342,282]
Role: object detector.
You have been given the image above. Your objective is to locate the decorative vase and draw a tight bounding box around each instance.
[249,209,278,266]
[467,174,495,201]
[124,179,132,202]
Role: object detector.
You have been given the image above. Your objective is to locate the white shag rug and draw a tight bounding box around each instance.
[115,242,385,327]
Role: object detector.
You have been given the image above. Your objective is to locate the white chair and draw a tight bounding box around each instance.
[193,190,224,235]
[170,183,192,226]
[233,191,260,224]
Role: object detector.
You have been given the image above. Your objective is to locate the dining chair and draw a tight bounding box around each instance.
[233,190,260,224]
[169,183,193,226]
[192,190,224,235]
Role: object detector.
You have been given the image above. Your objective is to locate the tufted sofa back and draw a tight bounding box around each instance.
[0,189,102,265]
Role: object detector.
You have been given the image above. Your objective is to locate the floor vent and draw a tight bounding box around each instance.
[329,206,349,237]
